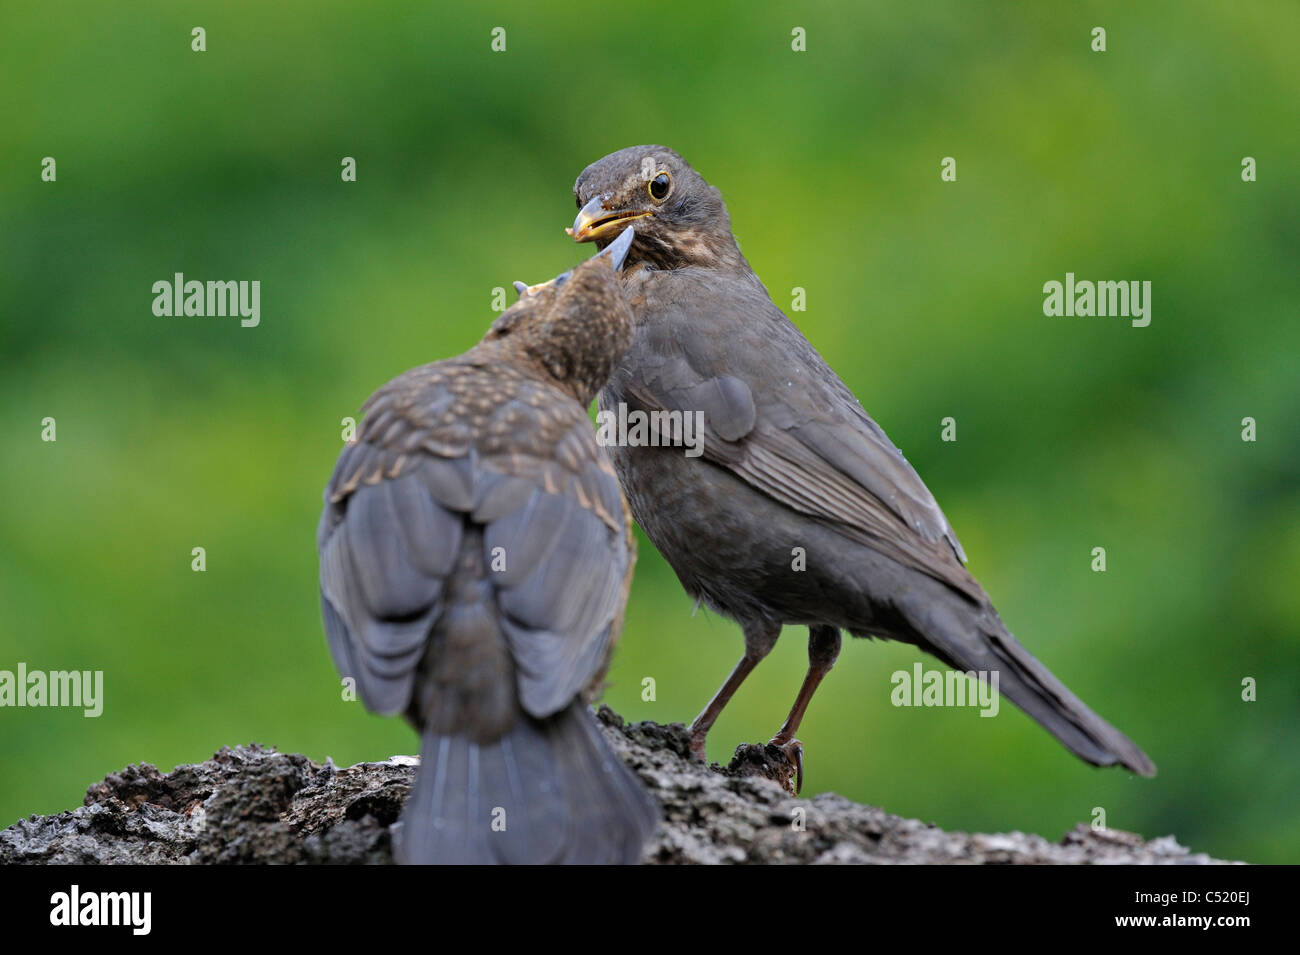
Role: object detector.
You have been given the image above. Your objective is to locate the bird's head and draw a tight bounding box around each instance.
[484,226,635,405]
[569,145,744,271]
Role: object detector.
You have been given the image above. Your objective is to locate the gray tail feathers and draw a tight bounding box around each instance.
[899,585,1156,777]
[395,702,659,864]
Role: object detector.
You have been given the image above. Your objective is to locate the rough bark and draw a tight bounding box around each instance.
[0,707,1237,865]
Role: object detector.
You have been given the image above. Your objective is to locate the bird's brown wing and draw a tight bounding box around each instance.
[318,358,633,722]
[614,291,981,602]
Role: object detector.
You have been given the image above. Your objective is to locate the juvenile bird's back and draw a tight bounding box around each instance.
[318,239,659,863]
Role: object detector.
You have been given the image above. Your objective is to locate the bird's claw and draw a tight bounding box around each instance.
[768,737,804,795]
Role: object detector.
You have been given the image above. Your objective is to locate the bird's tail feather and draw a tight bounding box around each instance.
[896,587,1156,776]
[396,701,659,864]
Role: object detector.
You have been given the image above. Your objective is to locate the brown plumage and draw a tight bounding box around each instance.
[570,146,1155,787]
[317,229,658,863]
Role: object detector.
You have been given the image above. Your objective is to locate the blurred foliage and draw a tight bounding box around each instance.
[1,0,1297,863]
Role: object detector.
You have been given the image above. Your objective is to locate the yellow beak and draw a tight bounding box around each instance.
[567,195,652,242]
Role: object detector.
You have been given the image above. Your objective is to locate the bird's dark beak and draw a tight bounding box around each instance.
[567,195,652,243]
[512,278,550,299]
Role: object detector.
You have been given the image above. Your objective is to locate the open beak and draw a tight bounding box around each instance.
[512,227,634,300]
[567,195,652,243]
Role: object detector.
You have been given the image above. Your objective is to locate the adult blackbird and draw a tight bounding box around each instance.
[569,146,1155,788]
[317,228,658,863]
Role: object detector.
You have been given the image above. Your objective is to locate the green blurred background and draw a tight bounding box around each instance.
[2,1,1297,863]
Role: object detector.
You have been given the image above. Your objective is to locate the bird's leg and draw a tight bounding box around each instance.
[688,620,780,762]
[771,626,841,743]
[768,625,842,793]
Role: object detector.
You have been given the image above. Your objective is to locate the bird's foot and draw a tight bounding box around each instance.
[724,738,804,796]
[768,736,804,795]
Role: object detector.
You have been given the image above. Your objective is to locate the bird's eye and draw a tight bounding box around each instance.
[648,172,671,202]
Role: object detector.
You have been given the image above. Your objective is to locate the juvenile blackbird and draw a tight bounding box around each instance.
[569,146,1155,787]
[317,228,659,863]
